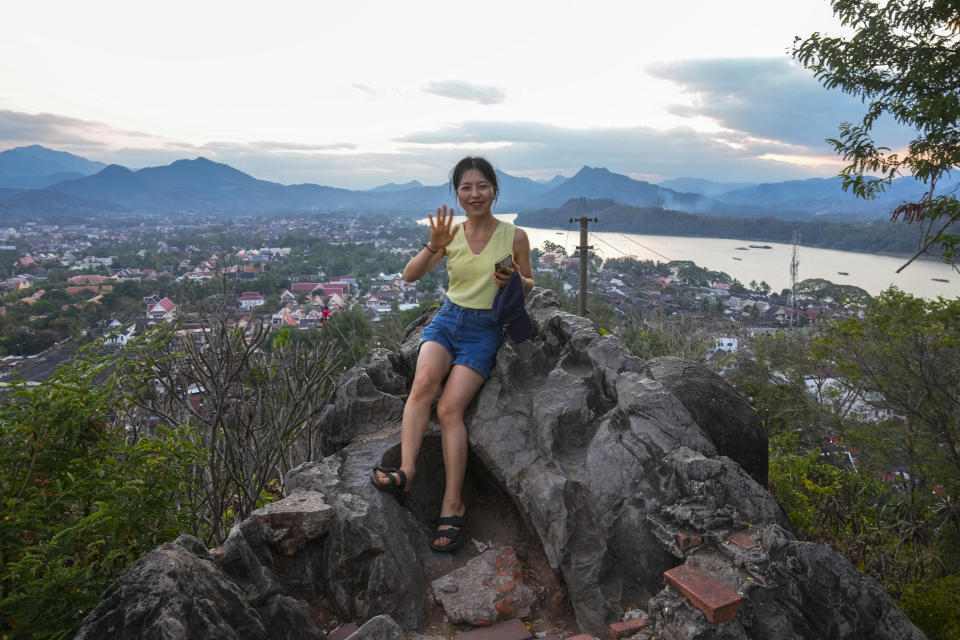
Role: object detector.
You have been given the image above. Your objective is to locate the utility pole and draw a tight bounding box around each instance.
[570,216,598,316]
[789,231,800,328]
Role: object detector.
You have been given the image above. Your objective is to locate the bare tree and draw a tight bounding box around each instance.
[115,316,340,543]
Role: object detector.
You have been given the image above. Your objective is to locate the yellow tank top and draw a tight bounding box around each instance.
[445,220,516,309]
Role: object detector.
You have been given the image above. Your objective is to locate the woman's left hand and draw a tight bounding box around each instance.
[493,263,514,288]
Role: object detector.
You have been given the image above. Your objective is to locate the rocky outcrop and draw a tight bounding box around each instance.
[646,356,769,486]
[76,289,925,640]
[74,534,304,640]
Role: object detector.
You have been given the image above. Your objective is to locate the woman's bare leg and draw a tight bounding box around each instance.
[375,341,451,491]
[433,363,486,547]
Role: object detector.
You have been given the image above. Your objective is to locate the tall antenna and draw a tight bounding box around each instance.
[789,231,800,327]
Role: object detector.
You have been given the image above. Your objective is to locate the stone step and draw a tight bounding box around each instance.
[663,564,743,624]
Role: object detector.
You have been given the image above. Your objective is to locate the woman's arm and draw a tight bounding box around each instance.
[403,205,459,282]
[493,226,536,293]
[403,243,446,282]
[512,227,535,294]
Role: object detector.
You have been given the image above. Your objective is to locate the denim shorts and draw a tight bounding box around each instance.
[421,300,505,377]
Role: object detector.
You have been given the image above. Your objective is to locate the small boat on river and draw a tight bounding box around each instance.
[837,271,849,276]
[735,247,748,250]
[932,278,950,283]
[749,244,773,249]
[732,257,742,261]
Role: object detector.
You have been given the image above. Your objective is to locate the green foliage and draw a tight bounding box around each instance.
[374,301,440,352]
[603,256,671,278]
[735,296,960,633]
[794,0,960,266]
[812,288,960,498]
[540,240,567,255]
[0,356,202,639]
[768,434,853,537]
[669,260,731,287]
[794,277,871,303]
[897,573,960,640]
[323,304,375,370]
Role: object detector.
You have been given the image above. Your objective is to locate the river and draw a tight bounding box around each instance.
[420,214,959,298]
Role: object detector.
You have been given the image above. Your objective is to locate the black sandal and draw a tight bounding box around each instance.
[431,513,466,552]
[370,466,407,500]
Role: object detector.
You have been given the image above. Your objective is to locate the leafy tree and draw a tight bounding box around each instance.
[0,353,202,639]
[541,240,568,255]
[794,0,960,269]
[794,277,872,303]
[812,288,960,513]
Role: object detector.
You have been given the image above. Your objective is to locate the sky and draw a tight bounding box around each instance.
[0,0,904,189]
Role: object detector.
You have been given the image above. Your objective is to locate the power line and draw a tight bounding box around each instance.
[615,232,673,262]
[590,232,632,258]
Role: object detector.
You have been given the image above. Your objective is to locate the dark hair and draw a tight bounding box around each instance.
[450,156,499,200]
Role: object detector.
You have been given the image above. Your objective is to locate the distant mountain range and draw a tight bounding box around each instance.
[0,145,106,190]
[0,144,951,223]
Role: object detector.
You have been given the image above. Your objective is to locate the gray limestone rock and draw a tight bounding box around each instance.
[317,348,412,452]
[646,525,926,640]
[646,356,769,486]
[345,614,405,640]
[284,447,430,630]
[75,536,271,640]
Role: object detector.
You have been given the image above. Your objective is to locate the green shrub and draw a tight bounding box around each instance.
[768,434,850,538]
[0,359,202,640]
[897,574,960,640]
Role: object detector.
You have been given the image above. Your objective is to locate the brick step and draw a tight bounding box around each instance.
[663,564,743,624]
[645,514,704,558]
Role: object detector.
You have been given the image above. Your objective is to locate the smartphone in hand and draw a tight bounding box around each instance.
[495,254,513,274]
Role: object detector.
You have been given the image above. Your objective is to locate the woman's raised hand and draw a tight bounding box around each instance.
[427,205,459,250]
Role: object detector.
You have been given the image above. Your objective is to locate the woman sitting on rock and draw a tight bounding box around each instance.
[371,156,534,552]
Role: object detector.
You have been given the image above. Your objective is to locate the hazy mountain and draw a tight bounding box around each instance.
[659,177,757,197]
[529,166,710,211]
[0,145,105,189]
[541,174,568,188]
[50,158,297,211]
[4,145,954,222]
[367,180,424,192]
[713,176,957,219]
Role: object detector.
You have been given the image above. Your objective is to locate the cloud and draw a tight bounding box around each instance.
[0,109,163,154]
[0,101,852,190]
[422,80,507,105]
[646,57,913,149]
[203,140,358,153]
[352,83,377,95]
[396,120,830,184]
